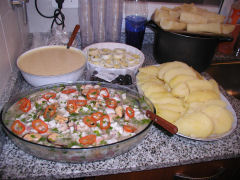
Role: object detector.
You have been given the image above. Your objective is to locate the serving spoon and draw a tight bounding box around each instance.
[67,24,80,49]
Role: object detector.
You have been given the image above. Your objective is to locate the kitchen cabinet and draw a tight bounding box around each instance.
[87,158,240,180]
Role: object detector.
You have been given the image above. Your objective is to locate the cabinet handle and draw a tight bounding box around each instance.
[174,167,225,180]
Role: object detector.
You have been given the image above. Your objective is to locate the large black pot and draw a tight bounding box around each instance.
[147,20,233,72]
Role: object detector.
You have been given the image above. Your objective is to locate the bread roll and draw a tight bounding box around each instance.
[160,19,186,31]
[180,11,208,24]
[187,23,221,34]
[221,24,235,34]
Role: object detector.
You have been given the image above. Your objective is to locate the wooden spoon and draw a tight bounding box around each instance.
[146,110,178,134]
[67,24,80,49]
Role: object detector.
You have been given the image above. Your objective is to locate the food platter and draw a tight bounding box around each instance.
[136,62,238,141]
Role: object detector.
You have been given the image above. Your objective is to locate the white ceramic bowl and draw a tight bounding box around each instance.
[17,45,87,87]
[83,42,145,81]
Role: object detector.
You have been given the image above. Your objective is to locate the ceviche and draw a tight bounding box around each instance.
[4,83,151,148]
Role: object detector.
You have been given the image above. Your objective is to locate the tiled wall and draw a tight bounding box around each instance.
[0,0,29,94]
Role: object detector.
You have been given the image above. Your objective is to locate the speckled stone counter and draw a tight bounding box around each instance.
[0,42,240,180]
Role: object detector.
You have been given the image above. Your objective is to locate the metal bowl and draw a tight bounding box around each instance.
[0,81,154,163]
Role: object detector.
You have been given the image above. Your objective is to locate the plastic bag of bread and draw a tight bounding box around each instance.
[151,3,235,35]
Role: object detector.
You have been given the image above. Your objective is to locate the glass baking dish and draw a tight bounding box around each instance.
[0,81,154,163]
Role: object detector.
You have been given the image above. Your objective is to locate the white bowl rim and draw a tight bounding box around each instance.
[17,45,87,77]
[82,42,145,71]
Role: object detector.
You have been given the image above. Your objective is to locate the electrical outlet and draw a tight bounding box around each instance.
[52,0,78,8]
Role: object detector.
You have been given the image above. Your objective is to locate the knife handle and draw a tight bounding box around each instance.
[146,110,178,134]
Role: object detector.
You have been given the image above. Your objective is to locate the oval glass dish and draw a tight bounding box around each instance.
[0,81,154,163]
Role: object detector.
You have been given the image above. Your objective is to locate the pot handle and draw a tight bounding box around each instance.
[146,20,160,33]
[218,36,233,42]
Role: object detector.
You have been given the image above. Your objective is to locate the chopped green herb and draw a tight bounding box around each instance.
[52,128,59,133]
[93,130,101,136]
[100,140,107,145]
[30,134,36,138]
[21,118,26,123]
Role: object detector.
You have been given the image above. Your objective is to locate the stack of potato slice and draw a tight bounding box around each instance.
[137,61,234,138]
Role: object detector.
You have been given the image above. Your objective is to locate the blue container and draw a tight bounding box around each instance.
[125,15,147,50]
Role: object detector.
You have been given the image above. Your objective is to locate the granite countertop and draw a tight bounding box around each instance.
[0,40,240,179]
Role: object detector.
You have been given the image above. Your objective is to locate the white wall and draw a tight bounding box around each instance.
[0,0,29,94]
[27,1,219,33]
[27,0,78,32]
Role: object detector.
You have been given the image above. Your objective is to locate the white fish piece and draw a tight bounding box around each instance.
[105,108,115,114]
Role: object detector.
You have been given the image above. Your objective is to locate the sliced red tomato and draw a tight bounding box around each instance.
[86,89,99,100]
[91,112,103,121]
[61,89,77,94]
[100,87,109,98]
[42,92,56,101]
[43,105,56,119]
[66,100,77,113]
[75,99,87,106]
[11,120,25,135]
[18,98,31,113]
[79,134,96,145]
[100,114,111,130]
[32,119,48,134]
[106,98,117,109]
[83,116,97,127]
[126,106,135,118]
[123,125,137,133]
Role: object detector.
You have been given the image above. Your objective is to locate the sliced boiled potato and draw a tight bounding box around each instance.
[185,99,227,114]
[138,65,160,76]
[147,92,173,103]
[169,74,196,88]
[163,66,197,83]
[153,96,183,106]
[155,108,181,123]
[202,105,233,135]
[175,112,214,138]
[136,72,160,84]
[186,79,214,92]
[158,61,189,79]
[172,82,189,98]
[208,79,220,95]
[186,90,220,103]
[155,103,186,113]
[143,85,167,97]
